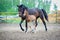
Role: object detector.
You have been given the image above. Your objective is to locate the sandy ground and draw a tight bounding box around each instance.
[0,23,60,40]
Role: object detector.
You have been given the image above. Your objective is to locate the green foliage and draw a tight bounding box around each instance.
[0,0,12,12]
[38,0,51,13]
[0,0,52,15]
[54,4,57,11]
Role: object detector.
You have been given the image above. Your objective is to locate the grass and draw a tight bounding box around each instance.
[0,17,21,23]
[0,12,18,16]
[6,17,21,23]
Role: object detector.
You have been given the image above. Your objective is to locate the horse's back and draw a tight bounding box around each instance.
[28,8,42,15]
[28,8,38,15]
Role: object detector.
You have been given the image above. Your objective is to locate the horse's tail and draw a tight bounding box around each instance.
[41,9,48,21]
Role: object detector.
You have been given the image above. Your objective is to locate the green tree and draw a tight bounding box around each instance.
[43,0,51,13]
[38,0,51,13]
[0,0,51,15]
[54,4,57,23]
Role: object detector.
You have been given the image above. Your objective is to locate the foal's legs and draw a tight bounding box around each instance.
[40,16,47,31]
[34,18,38,30]
[19,19,24,31]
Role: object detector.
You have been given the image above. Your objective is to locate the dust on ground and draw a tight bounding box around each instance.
[0,23,60,40]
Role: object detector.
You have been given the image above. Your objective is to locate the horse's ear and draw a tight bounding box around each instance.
[17,5,19,7]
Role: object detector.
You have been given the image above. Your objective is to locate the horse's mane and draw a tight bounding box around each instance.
[20,4,28,10]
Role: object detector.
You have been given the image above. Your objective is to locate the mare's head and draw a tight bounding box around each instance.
[17,4,28,17]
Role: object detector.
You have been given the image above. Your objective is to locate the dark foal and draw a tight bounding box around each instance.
[17,4,48,32]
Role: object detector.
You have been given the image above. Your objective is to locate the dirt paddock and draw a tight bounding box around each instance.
[0,23,60,40]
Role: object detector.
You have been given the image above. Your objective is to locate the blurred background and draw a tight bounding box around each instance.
[0,0,60,23]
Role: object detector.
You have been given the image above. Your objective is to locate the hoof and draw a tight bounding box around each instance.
[21,29,24,31]
[25,30,27,33]
[45,28,47,31]
[31,30,35,33]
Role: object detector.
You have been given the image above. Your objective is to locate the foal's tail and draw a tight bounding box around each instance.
[41,9,48,21]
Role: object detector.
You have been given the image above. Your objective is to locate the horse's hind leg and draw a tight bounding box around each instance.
[42,19,47,31]
[40,16,47,31]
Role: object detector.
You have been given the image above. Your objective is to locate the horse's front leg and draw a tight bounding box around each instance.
[25,20,28,32]
[19,19,24,31]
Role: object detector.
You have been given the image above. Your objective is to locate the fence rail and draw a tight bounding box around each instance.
[0,13,60,23]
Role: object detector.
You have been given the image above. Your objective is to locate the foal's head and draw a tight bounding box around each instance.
[17,4,28,17]
[23,9,29,16]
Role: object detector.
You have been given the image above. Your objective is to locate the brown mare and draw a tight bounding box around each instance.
[17,4,48,32]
